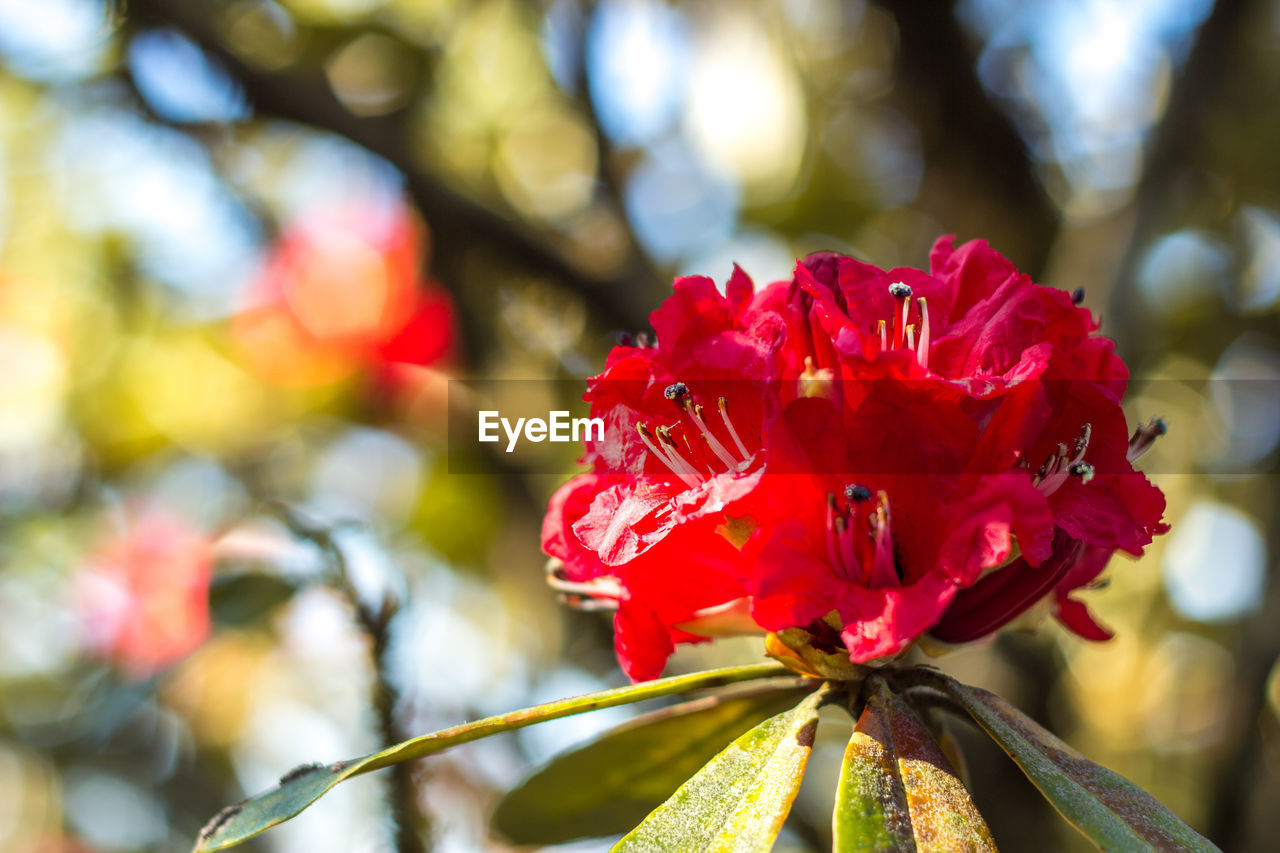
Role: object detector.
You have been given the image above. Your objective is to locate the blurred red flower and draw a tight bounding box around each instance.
[76,511,213,679]
[233,201,454,387]
[544,238,1167,680]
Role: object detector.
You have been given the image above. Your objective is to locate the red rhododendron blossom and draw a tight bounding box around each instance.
[544,237,1167,681]
[233,201,454,387]
[75,511,213,679]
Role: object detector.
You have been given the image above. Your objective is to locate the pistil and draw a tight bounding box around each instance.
[876,285,932,370]
[822,484,899,588]
[889,281,913,349]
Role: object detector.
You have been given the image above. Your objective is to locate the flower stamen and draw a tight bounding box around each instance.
[916,296,931,370]
[1069,461,1096,484]
[1127,416,1166,462]
[637,423,700,488]
[686,400,740,469]
[825,493,845,577]
[545,562,624,611]
[868,490,899,587]
[661,425,712,484]
[717,397,753,462]
[845,483,872,502]
[889,282,913,349]
[665,382,756,471]
[824,491,865,582]
[1034,423,1093,496]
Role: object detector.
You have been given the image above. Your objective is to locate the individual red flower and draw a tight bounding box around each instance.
[543,270,790,679]
[544,237,1167,681]
[75,510,213,679]
[233,201,455,387]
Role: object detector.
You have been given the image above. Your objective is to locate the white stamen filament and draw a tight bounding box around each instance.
[564,598,619,612]
[717,397,752,461]
[545,573,625,600]
[916,297,931,370]
[637,424,700,489]
[658,427,706,484]
[905,323,916,351]
[688,402,739,469]
[896,294,910,349]
[878,320,888,351]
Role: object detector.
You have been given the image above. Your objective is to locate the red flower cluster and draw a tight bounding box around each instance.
[233,202,454,387]
[76,511,214,679]
[544,238,1167,681]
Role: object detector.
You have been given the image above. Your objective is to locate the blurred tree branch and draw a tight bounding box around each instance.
[277,507,429,853]
[124,0,658,334]
[1054,1,1268,847]
[873,0,1060,277]
[1107,0,1256,349]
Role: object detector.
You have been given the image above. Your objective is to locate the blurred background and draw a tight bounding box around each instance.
[0,0,1277,850]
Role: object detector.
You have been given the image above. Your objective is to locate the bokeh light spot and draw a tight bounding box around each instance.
[1162,500,1266,623]
[684,14,807,197]
[587,0,689,146]
[127,29,249,124]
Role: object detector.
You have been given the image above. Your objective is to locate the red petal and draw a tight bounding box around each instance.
[839,572,959,662]
[1055,595,1114,641]
[613,601,675,682]
[376,291,454,366]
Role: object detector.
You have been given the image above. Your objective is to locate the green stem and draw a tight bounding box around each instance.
[195,663,795,851]
[358,663,793,774]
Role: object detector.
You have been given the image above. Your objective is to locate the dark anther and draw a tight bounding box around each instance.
[664,382,691,401]
[1074,423,1092,456]
[889,282,913,299]
[616,331,635,347]
[845,484,873,502]
[1068,461,1096,483]
[1127,416,1167,461]
[1072,287,1085,305]
[1036,453,1056,479]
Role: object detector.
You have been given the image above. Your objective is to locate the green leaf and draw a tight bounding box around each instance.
[209,573,296,627]
[612,687,826,853]
[906,668,1221,853]
[494,682,816,844]
[192,662,788,852]
[834,679,995,852]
